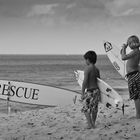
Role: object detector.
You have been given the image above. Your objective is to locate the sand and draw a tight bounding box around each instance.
[0,89,139,140]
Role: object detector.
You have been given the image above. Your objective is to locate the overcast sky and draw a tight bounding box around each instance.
[0,0,140,54]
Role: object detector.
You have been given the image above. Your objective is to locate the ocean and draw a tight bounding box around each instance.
[0,55,126,89]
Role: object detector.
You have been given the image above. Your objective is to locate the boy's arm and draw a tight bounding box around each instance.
[120,44,127,60]
[121,49,138,60]
[82,68,89,96]
[120,44,137,60]
[97,68,100,79]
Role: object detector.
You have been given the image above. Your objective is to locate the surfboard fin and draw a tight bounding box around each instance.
[73,95,77,104]
[122,104,125,115]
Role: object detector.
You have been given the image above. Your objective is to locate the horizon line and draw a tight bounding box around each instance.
[0,53,106,55]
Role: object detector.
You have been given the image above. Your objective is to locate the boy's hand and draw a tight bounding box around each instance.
[122,43,128,49]
[120,44,127,54]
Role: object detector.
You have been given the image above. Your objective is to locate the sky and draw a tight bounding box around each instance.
[0,0,140,54]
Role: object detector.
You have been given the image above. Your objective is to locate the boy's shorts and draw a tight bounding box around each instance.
[81,88,100,113]
[126,71,140,100]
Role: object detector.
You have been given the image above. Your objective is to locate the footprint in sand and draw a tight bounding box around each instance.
[72,126,81,131]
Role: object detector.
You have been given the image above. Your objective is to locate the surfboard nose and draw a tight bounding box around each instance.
[104,41,113,52]
[74,71,79,80]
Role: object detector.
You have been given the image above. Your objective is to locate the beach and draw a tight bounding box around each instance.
[0,93,140,140]
[0,55,139,140]
[1,0,140,138]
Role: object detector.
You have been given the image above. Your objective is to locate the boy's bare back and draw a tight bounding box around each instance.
[82,51,100,95]
[84,64,100,89]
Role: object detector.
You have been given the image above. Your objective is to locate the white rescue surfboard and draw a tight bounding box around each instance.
[104,41,127,79]
[74,70,123,109]
[0,80,80,106]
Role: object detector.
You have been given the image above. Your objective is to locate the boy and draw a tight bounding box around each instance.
[121,35,140,119]
[81,51,100,129]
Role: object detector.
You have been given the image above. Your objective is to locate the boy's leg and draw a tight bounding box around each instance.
[91,110,97,128]
[84,112,93,128]
[134,99,140,119]
[91,103,98,128]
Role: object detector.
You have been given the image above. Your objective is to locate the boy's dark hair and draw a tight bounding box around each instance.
[84,51,97,64]
[127,35,139,43]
